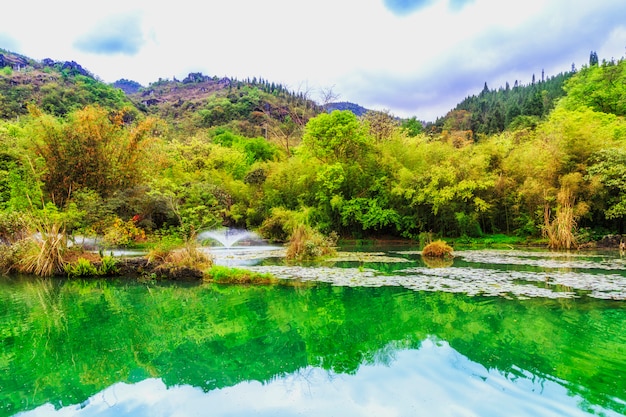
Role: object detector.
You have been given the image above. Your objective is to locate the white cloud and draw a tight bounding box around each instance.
[2,0,626,120]
[18,340,608,417]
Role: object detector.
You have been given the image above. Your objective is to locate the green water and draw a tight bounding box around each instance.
[1,251,626,416]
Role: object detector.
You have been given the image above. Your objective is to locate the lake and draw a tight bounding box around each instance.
[1,246,625,416]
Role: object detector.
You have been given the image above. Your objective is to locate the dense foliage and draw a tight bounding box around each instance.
[0,50,625,249]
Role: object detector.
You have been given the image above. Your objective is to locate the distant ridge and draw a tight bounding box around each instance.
[325,101,370,117]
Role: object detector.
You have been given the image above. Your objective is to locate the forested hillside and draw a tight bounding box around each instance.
[0,48,624,251]
[433,70,572,136]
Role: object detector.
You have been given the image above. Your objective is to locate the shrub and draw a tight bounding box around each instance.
[98,254,119,275]
[102,218,146,247]
[0,240,29,274]
[259,207,299,242]
[64,257,98,277]
[286,225,337,261]
[0,212,30,244]
[20,221,66,277]
[422,240,454,258]
[148,239,213,272]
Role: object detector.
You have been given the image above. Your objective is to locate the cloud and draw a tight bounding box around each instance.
[74,12,145,55]
[340,0,626,120]
[448,0,475,10]
[383,0,434,15]
[0,33,18,51]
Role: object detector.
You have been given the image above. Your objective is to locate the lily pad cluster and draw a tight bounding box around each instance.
[228,247,626,300]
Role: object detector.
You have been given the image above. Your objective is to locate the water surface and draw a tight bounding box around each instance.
[1,248,626,416]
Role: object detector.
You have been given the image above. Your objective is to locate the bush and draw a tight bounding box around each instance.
[98,254,119,275]
[64,257,98,277]
[259,207,299,242]
[422,240,454,258]
[20,221,66,277]
[102,218,146,247]
[286,225,337,261]
[148,239,213,272]
[0,240,29,274]
[0,212,29,244]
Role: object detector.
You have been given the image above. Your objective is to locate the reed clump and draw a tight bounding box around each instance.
[148,238,213,272]
[20,220,67,277]
[285,225,337,261]
[421,240,454,258]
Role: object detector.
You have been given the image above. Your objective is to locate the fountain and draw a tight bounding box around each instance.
[197,228,262,248]
[197,228,284,266]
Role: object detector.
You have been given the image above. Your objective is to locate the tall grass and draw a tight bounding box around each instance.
[285,225,337,261]
[148,235,213,272]
[422,240,454,258]
[544,187,578,250]
[21,220,67,277]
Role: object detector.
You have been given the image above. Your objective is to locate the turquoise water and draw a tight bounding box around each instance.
[1,248,626,416]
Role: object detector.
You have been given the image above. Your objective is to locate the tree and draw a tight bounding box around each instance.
[401,117,423,137]
[363,110,398,142]
[30,106,160,206]
[587,148,626,223]
[589,50,599,66]
[301,110,372,163]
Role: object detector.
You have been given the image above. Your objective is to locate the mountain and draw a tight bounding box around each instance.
[431,71,573,136]
[325,101,371,117]
[0,48,132,119]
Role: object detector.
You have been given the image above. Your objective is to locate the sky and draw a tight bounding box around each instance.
[1,0,625,121]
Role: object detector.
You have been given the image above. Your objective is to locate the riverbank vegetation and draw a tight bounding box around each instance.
[0,50,625,276]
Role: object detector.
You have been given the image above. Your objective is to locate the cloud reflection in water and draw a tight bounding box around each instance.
[18,339,617,417]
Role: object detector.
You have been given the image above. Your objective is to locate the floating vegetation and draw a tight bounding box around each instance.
[243,249,626,301]
[456,250,626,271]
[327,252,412,263]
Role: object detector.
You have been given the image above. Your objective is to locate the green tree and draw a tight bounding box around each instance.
[587,148,626,222]
[301,110,372,163]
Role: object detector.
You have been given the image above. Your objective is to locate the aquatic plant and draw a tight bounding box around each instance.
[422,240,454,258]
[205,265,277,284]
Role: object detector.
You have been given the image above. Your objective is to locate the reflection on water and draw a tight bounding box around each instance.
[17,340,618,417]
[1,248,626,417]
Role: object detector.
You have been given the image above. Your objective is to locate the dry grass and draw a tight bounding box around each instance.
[148,239,213,272]
[286,225,337,261]
[544,187,578,250]
[422,240,454,258]
[20,221,67,277]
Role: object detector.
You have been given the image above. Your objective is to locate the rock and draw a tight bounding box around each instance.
[597,234,624,248]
